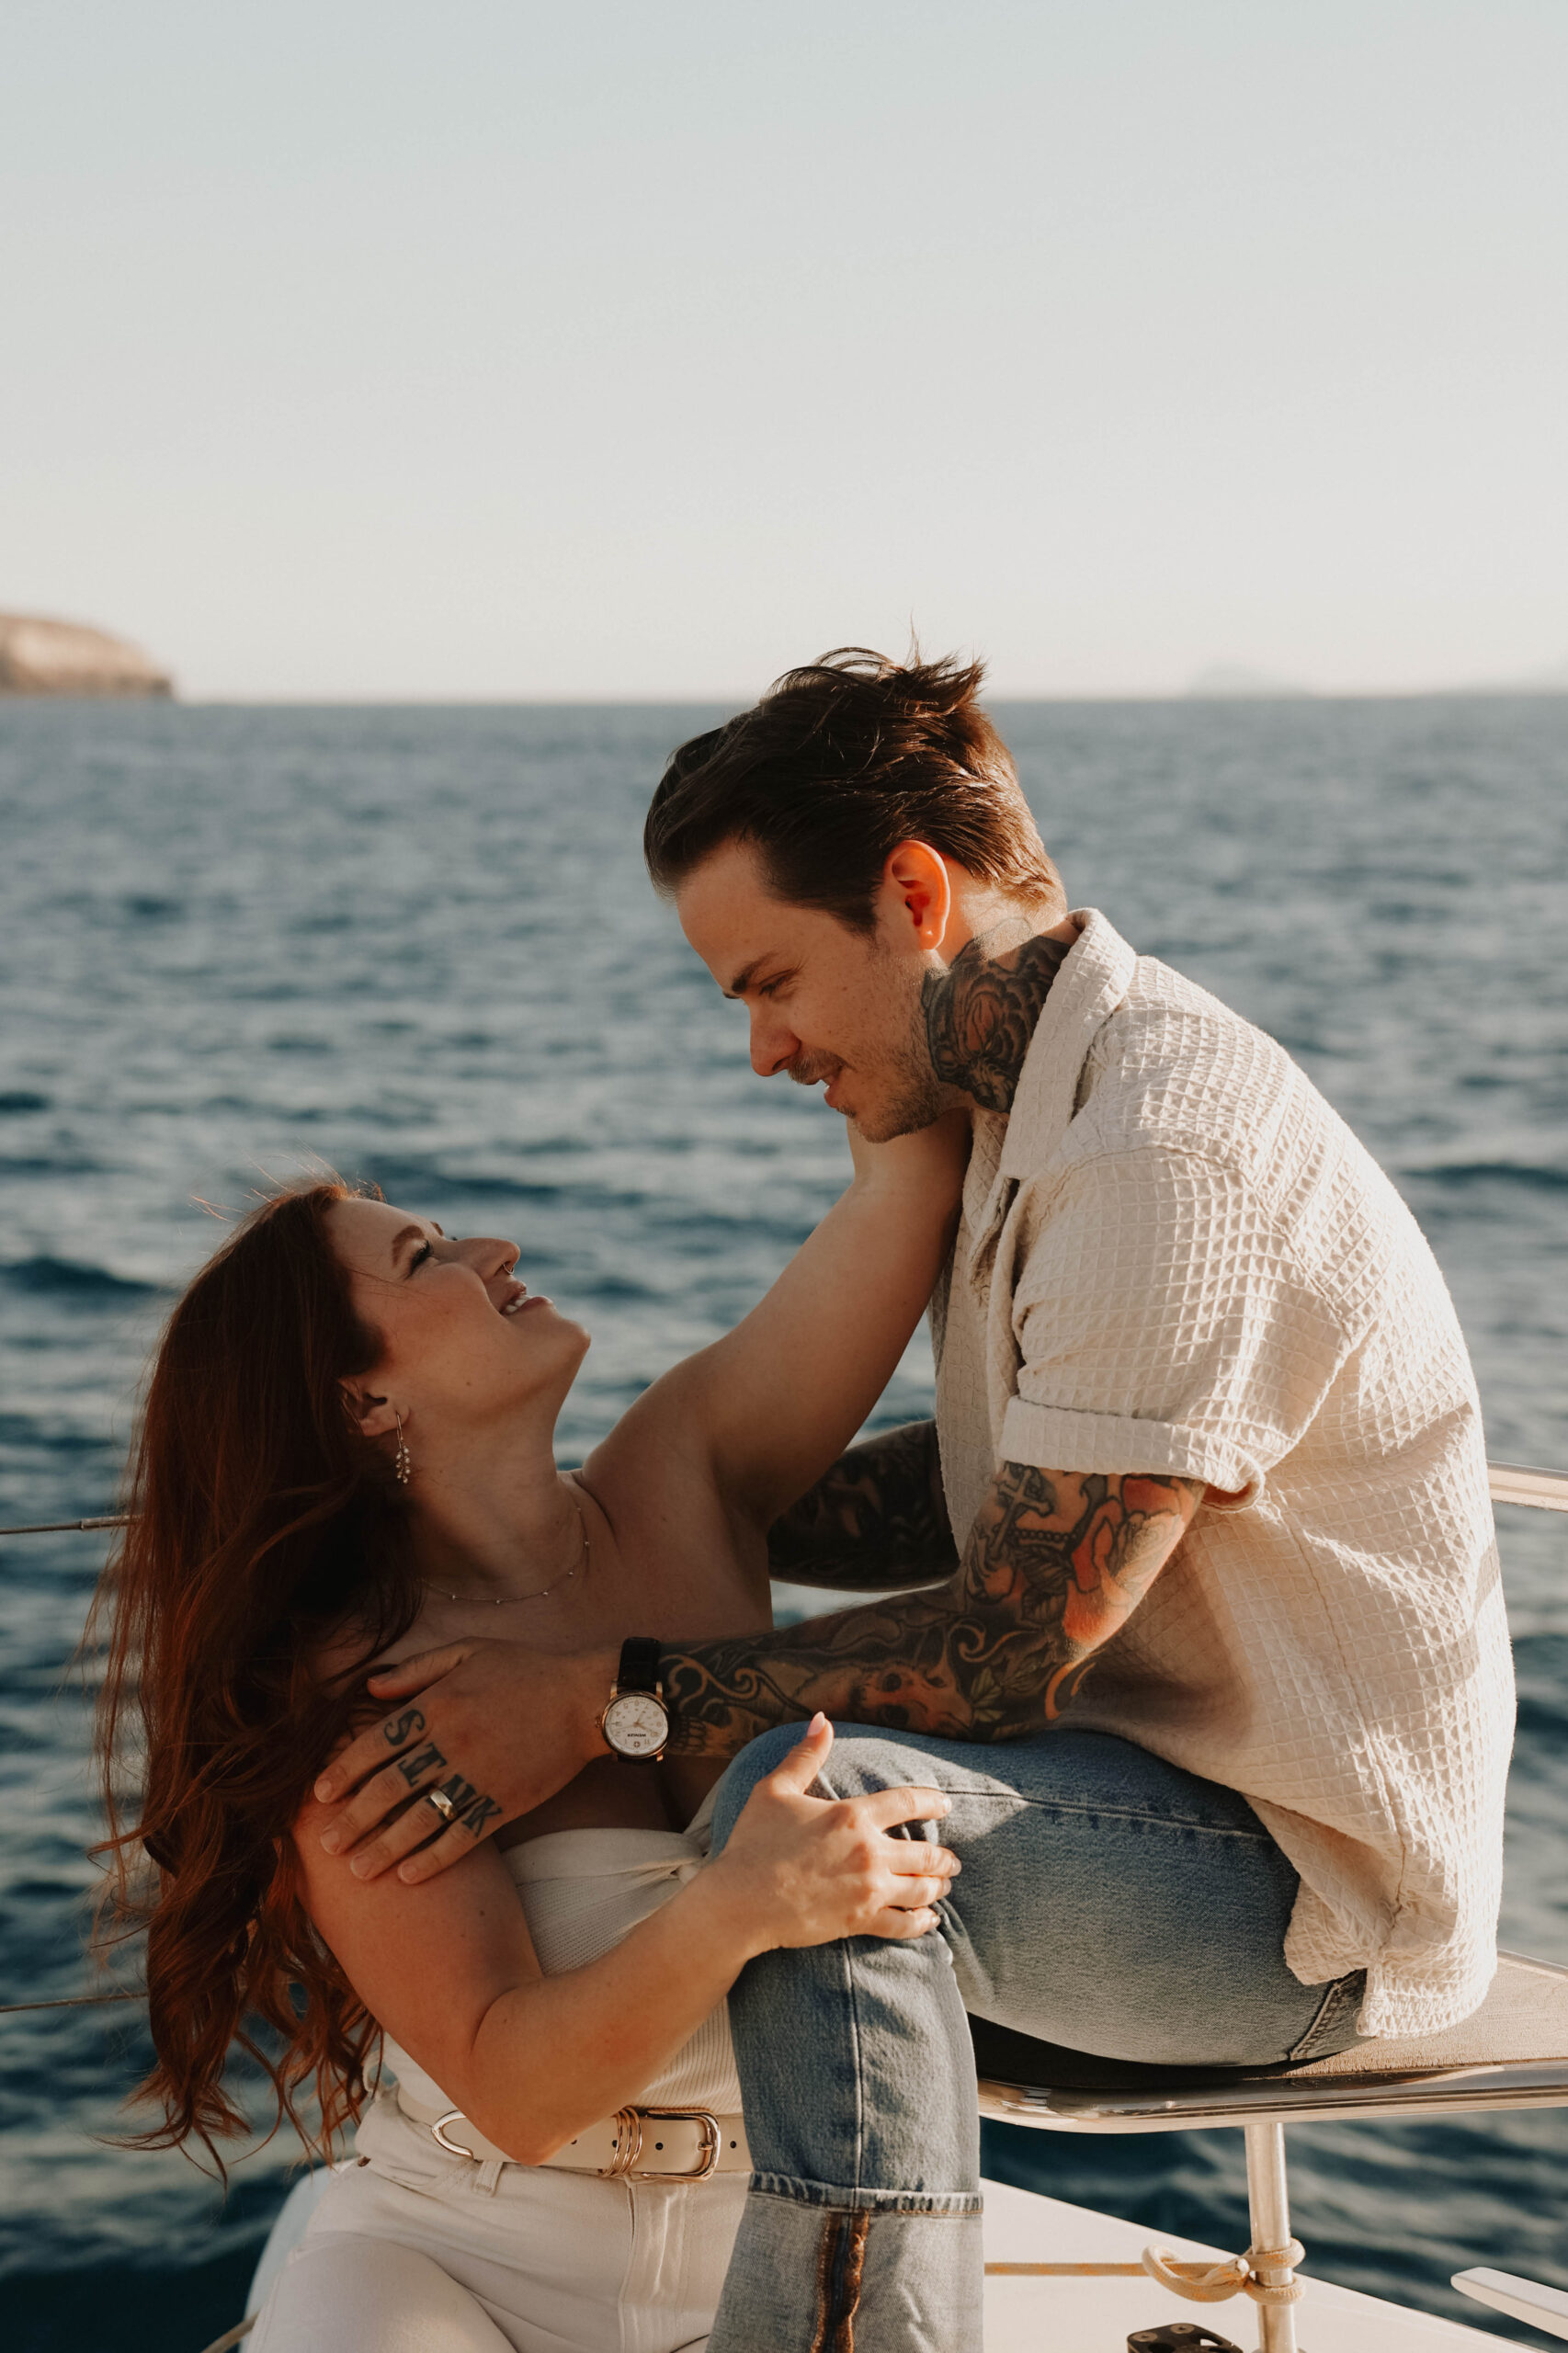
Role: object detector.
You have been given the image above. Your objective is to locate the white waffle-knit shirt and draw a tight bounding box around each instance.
[930,909,1514,2039]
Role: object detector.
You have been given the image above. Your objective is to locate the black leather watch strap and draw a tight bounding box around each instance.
[616,1636,664,1696]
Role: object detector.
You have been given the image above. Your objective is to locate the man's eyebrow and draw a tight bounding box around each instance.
[723,956,781,999]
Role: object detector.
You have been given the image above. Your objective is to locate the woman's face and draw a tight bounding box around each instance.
[326,1197,588,1445]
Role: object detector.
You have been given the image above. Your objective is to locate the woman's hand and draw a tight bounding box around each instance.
[846,1106,971,1205]
[700,1715,960,1954]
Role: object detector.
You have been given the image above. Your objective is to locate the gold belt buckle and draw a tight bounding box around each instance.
[608,2105,721,2183]
[599,2107,645,2177]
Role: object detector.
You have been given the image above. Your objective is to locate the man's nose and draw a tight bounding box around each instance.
[748,1006,800,1078]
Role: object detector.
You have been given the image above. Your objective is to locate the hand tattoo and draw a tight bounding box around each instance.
[922,927,1074,1112]
[767,1422,958,1590]
[397,1741,447,1787]
[662,1462,1203,1756]
[376,1707,502,1842]
[398,1747,504,1843]
[430,1769,482,1815]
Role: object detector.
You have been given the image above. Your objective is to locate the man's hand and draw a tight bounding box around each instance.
[312,1637,615,1882]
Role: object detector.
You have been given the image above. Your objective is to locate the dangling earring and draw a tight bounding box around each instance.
[393,1413,413,1487]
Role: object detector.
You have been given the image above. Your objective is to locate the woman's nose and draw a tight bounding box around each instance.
[749,1006,800,1078]
[467,1235,519,1278]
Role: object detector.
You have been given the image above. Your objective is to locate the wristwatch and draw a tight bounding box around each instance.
[600,1637,671,1760]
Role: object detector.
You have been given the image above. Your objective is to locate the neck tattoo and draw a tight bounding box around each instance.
[428,1486,591,1608]
[921,925,1075,1113]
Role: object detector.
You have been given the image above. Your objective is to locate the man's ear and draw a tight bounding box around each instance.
[339,1382,400,1442]
[881,841,953,953]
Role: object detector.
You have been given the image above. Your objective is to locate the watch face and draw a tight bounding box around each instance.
[604,1692,668,1757]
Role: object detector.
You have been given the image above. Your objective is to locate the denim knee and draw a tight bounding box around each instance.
[710,1722,805,1851]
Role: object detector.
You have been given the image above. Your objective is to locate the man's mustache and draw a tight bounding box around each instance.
[785,1054,844,1089]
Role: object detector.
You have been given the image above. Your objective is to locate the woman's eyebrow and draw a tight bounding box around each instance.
[388,1222,426,1264]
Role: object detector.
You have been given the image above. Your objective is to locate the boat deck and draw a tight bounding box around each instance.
[980,2177,1513,2347]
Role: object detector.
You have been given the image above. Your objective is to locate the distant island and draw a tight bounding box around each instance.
[0,611,174,699]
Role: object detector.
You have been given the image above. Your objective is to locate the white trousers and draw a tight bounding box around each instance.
[247,2144,746,2353]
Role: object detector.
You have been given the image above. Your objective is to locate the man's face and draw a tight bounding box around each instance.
[675,840,949,1140]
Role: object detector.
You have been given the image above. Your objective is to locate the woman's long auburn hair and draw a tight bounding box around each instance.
[91,1179,425,2171]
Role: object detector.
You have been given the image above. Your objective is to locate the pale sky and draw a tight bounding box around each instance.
[2,1,1564,699]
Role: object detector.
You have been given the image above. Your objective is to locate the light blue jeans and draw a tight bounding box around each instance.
[706,1724,1364,2352]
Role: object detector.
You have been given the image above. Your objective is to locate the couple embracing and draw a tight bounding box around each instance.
[99,651,1511,2351]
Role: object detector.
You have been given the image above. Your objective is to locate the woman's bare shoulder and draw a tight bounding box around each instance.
[573,1428,747,1586]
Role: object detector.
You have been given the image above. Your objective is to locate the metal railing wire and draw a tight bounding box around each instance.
[0,1514,130,1535]
[3,1463,1565,1540]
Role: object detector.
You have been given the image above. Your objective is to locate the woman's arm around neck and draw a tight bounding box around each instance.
[601,1113,969,1535]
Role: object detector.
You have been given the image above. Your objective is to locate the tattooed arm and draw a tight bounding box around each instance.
[314,1460,1205,1881]
[767,1421,958,1591]
[667,1462,1205,1754]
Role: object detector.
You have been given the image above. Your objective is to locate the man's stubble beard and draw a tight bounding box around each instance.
[835,1030,949,1142]
[835,952,958,1143]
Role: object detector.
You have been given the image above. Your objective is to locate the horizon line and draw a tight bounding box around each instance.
[85,682,1568,710]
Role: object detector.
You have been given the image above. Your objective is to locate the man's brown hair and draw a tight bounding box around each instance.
[643,647,1062,933]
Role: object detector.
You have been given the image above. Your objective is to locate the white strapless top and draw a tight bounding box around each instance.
[381,1787,743,2115]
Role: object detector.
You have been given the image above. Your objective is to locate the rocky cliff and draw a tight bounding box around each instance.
[0,612,174,698]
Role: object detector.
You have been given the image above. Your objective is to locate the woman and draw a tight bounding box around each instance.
[96,1118,967,2351]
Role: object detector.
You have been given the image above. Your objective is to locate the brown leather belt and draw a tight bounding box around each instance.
[395,2086,750,2182]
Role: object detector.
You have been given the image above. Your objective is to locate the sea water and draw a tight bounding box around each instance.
[1,697,1563,2349]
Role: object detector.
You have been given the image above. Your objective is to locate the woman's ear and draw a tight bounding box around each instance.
[338,1382,400,1442]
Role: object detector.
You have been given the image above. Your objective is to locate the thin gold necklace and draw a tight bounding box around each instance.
[427,1487,590,1608]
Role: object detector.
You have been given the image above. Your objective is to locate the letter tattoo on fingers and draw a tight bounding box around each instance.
[430,1771,480,1816]
[382,1706,427,1748]
[460,1793,504,1839]
[396,1741,448,1788]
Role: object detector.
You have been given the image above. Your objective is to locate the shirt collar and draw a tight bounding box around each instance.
[995,908,1138,1179]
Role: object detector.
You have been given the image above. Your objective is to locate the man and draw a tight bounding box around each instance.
[321,649,1512,2349]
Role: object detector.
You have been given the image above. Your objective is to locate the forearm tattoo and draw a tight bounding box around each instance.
[767,1421,958,1590]
[921,927,1074,1112]
[662,1463,1204,1757]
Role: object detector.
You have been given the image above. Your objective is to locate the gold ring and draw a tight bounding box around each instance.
[426,1787,457,1823]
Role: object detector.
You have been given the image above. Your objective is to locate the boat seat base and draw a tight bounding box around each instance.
[972,1949,1568,2133]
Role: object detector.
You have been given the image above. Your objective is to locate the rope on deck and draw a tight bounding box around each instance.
[1142,2237,1306,2308]
[985,2260,1150,2275]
